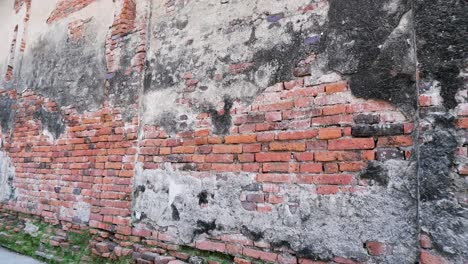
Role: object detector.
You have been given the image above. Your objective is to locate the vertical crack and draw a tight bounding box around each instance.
[409,0,422,255]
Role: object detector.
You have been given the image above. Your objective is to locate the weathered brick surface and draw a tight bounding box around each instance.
[0,0,466,263]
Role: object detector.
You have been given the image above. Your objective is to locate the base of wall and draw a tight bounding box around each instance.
[0,208,252,264]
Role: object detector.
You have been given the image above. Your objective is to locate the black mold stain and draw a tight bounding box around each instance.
[197,190,209,205]
[240,225,263,242]
[414,0,466,109]
[158,111,178,135]
[270,240,291,249]
[359,161,389,186]
[22,29,105,112]
[249,22,317,86]
[351,124,404,137]
[171,204,180,221]
[419,115,457,202]
[106,36,140,118]
[208,97,233,135]
[323,0,416,113]
[0,96,15,133]
[296,247,332,262]
[194,220,216,236]
[33,107,65,139]
[133,185,146,199]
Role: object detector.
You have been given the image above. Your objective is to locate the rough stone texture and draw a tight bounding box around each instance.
[0,151,16,202]
[0,0,466,263]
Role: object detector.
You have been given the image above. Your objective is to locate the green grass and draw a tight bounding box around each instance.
[0,218,132,264]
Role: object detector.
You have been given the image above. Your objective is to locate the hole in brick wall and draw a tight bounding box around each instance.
[4,25,18,81]
[193,220,216,236]
[240,225,263,241]
[171,204,180,221]
[198,190,209,205]
[209,97,233,135]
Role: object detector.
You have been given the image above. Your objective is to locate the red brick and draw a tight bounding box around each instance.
[262,163,298,173]
[205,154,234,163]
[212,164,241,172]
[246,193,265,203]
[172,146,195,154]
[328,138,375,150]
[316,185,340,195]
[294,152,314,161]
[338,162,366,172]
[294,97,313,108]
[255,152,290,162]
[318,127,342,139]
[365,241,392,256]
[195,240,226,253]
[258,101,294,112]
[420,250,448,264]
[243,144,261,153]
[300,163,322,173]
[324,163,339,173]
[301,174,353,185]
[284,86,323,98]
[456,118,468,128]
[265,112,282,122]
[256,174,292,183]
[311,115,353,126]
[226,244,243,255]
[420,234,432,249]
[257,132,275,142]
[278,130,317,140]
[225,134,257,144]
[325,82,347,94]
[234,257,251,264]
[239,153,255,162]
[332,256,360,264]
[322,105,347,116]
[257,204,272,213]
[306,140,328,150]
[277,255,297,264]
[268,195,283,204]
[213,145,242,154]
[243,248,278,262]
[269,142,306,151]
[315,151,338,161]
[197,145,212,154]
[377,135,413,147]
[242,163,260,172]
[195,129,210,137]
[208,136,223,144]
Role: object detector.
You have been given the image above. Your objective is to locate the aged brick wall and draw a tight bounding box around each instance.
[0,0,466,264]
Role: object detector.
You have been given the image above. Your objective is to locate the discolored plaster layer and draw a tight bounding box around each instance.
[22,27,107,112]
[133,161,419,263]
[143,0,328,127]
[0,95,15,134]
[320,0,416,114]
[0,151,16,202]
[414,0,467,109]
[414,1,468,262]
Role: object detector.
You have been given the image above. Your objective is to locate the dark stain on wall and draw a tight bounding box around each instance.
[0,96,15,133]
[359,161,389,186]
[414,0,467,109]
[323,0,417,113]
[33,107,66,139]
[249,22,317,87]
[21,29,106,112]
[193,220,216,236]
[207,97,233,135]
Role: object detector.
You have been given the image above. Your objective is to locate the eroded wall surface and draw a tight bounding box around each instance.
[0,0,466,263]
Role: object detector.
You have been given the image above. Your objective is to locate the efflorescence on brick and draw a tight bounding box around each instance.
[0,0,466,264]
